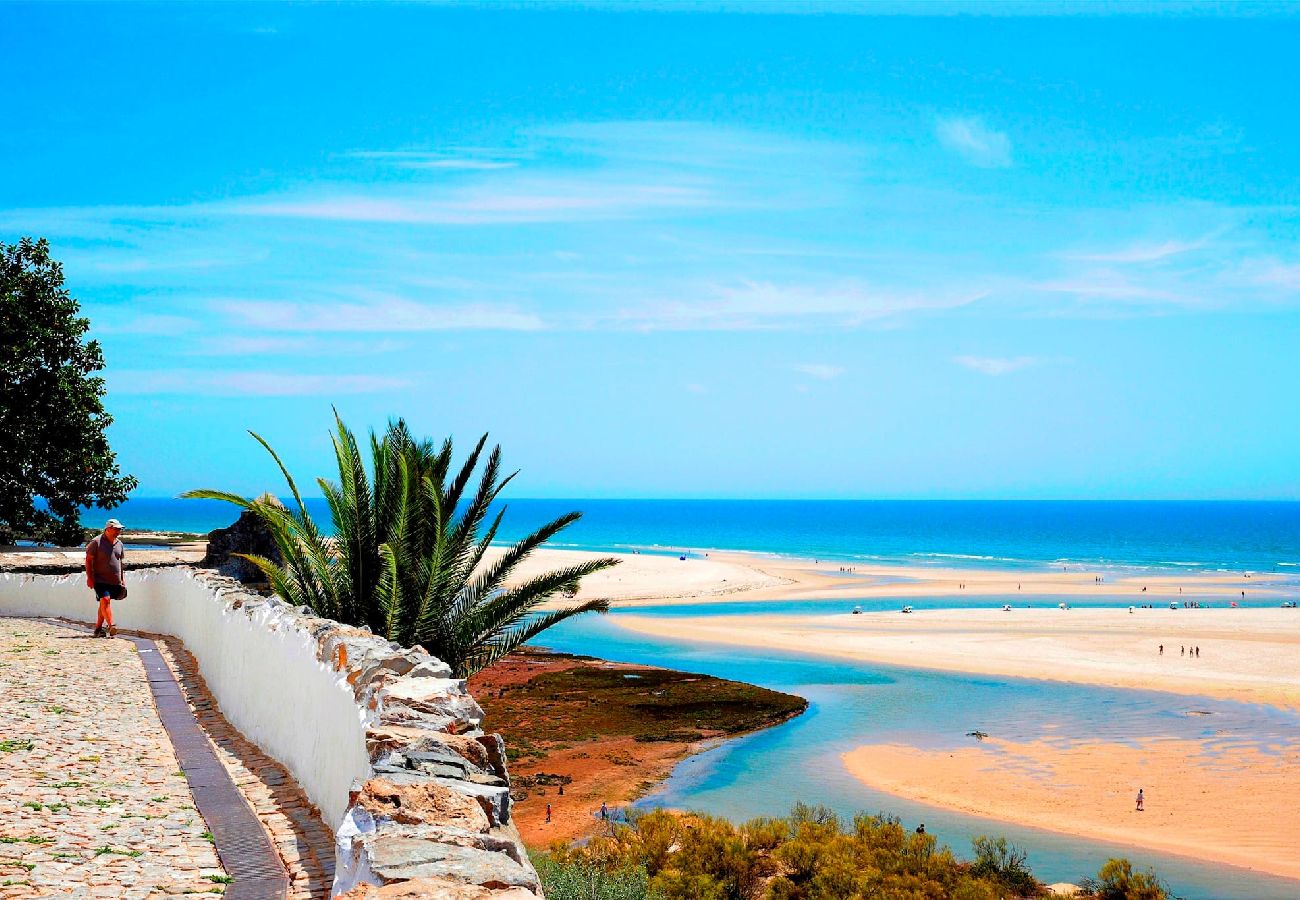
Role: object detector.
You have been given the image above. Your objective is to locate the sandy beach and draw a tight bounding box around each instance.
[515,547,1299,607]
[843,736,1300,882]
[613,607,1300,709]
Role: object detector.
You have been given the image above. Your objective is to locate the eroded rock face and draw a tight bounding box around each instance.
[200,497,284,582]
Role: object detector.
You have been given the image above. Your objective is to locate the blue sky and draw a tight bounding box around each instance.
[3,3,1299,500]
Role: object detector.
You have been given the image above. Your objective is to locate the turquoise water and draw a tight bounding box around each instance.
[97,498,1300,575]
[103,496,1300,894]
[538,609,1300,899]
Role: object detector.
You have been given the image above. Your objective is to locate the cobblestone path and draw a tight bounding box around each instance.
[153,640,335,899]
[0,618,226,898]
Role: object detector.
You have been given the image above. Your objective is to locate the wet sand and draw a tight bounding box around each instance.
[516,548,1298,607]
[613,607,1300,709]
[843,736,1300,883]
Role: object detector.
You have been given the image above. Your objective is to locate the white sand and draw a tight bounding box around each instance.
[613,606,1300,709]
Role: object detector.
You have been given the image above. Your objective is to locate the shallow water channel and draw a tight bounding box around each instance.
[535,599,1300,900]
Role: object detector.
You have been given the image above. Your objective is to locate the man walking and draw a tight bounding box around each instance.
[84,518,126,638]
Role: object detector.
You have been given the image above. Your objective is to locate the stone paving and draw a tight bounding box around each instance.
[151,638,335,899]
[0,618,226,898]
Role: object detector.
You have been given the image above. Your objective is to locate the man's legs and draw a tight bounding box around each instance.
[97,592,115,635]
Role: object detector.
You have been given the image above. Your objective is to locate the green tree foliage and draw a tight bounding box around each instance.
[1078,858,1169,900]
[0,238,136,545]
[183,414,618,676]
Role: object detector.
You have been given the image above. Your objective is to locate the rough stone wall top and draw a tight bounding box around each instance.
[185,571,539,899]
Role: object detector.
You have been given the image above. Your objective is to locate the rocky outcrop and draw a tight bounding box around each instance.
[272,595,541,898]
[200,496,283,582]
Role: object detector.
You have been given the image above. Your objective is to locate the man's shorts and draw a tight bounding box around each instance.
[93,582,126,601]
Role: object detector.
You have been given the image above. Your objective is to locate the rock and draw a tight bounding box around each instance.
[356,778,491,832]
[200,495,284,582]
[473,734,509,781]
[337,876,537,898]
[362,831,540,891]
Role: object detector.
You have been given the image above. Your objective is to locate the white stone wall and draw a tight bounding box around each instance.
[0,568,539,898]
[0,567,369,828]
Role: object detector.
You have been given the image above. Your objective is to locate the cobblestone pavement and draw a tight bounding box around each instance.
[0,619,226,898]
[152,639,335,899]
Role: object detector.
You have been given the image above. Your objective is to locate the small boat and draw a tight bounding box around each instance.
[901,605,913,614]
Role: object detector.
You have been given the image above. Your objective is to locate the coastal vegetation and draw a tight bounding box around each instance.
[184,414,619,676]
[536,805,1169,900]
[0,237,136,546]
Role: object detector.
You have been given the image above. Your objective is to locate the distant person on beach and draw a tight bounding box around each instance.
[1195,646,1200,657]
[1136,789,1144,811]
[546,803,552,823]
[600,802,608,821]
[84,518,125,638]
[1159,644,1164,655]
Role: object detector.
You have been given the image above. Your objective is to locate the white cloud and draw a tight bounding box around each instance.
[91,313,197,336]
[221,294,545,332]
[936,116,1013,169]
[953,355,1040,375]
[226,180,708,224]
[345,150,521,171]
[792,363,845,380]
[110,370,409,396]
[1239,259,1300,292]
[607,280,987,331]
[1070,230,1225,264]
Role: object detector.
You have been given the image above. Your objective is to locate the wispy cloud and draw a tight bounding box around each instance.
[344,150,521,171]
[792,363,845,380]
[935,116,1013,169]
[1238,259,1300,291]
[221,294,545,332]
[1070,232,1221,264]
[608,280,987,331]
[953,355,1041,375]
[91,313,198,336]
[110,370,410,396]
[225,180,709,224]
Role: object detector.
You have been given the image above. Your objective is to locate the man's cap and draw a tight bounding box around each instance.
[105,518,124,530]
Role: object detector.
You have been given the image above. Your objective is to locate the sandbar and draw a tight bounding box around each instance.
[842,736,1300,883]
[612,607,1300,709]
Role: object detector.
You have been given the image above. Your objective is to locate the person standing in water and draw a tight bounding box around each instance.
[84,518,126,638]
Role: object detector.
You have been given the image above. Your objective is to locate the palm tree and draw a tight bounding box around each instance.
[183,414,619,676]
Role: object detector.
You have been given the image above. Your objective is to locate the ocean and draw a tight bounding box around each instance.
[93,495,1300,896]
[106,497,1300,575]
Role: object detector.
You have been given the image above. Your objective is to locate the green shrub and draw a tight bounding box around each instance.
[531,852,657,900]
[971,835,1038,897]
[1078,857,1169,900]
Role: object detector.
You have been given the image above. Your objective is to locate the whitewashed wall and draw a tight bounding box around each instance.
[0,568,370,827]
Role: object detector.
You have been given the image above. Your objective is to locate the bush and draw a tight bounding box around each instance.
[970,835,1038,897]
[548,806,1046,899]
[531,852,657,900]
[1079,857,1169,900]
